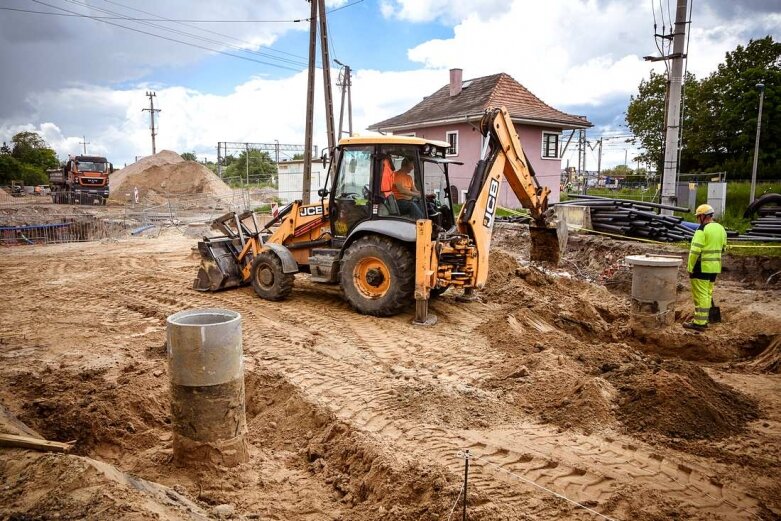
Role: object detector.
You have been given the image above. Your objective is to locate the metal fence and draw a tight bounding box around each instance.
[0,186,283,247]
[0,216,127,246]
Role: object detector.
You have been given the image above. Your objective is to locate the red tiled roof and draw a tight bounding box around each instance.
[369,73,591,130]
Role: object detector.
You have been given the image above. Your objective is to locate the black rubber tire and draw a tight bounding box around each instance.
[340,236,415,317]
[250,251,294,301]
[744,193,781,218]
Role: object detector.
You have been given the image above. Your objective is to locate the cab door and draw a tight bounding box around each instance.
[330,146,373,237]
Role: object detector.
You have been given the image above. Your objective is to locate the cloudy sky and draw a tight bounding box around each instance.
[1,0,779,170]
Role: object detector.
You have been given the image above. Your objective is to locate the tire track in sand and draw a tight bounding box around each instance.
[42,260,767,520]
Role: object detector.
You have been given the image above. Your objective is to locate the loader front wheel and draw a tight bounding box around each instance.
[251,251,294,301]
[341,236,414,317]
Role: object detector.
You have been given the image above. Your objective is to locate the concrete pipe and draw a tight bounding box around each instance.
[625,255,682,329]
[166,308,248,467]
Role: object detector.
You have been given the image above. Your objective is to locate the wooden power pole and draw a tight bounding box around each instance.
[302,0,338,204]
[302,1,318,204]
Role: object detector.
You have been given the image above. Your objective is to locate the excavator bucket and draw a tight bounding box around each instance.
[192,238,245,292]
[529,219,568,265]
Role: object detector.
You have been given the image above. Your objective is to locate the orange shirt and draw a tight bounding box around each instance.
[380,160,395,196]
[392,171,415,200]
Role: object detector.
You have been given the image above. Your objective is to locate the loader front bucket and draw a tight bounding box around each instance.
[529,218,567,265]
[192,238,245,291]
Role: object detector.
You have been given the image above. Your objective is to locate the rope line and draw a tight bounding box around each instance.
[469,452,619,521]
[445,481,465,521]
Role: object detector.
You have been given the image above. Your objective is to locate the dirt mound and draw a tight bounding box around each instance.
[479,250,759,439]
[109,150,183,190]
[611,359,759,439]
[109,150,231,203]
[8,365,168,457]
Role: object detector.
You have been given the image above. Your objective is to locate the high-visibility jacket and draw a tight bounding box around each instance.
[688,221,727,280]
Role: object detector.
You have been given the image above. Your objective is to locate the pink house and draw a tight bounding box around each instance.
[368,69,591,207]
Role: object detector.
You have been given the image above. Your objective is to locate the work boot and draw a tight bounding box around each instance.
[682,322,707,332]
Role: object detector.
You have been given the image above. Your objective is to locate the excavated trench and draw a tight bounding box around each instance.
[2,362,463,521]
[0,209,129,245]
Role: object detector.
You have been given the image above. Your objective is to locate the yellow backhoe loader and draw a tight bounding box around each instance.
[194,106,565,324]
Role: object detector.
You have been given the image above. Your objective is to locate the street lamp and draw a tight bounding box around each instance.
[750,82,765,204]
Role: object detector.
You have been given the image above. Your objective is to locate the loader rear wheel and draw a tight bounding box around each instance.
[341,236,414,317]
[251,251,294,301]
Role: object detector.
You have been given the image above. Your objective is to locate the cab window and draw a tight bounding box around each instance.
[333,147,371,236]
[380,146,425,221]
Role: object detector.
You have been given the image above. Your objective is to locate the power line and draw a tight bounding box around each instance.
[60,0,308,69]
[2,0,365,22]
[5,1,366,71]
[30,0,303,72]
[101,0,310,65]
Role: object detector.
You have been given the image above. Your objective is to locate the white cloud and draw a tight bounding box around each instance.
[2,0,779,171]
[379,0,508,24]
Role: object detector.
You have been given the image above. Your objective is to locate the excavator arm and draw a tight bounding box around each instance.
[455,107,563,284]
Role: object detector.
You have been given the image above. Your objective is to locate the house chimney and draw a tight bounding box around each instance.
[449,68,463,97]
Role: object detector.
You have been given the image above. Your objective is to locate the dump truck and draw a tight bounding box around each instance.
[49,155,113,205]
[194,106,564,324]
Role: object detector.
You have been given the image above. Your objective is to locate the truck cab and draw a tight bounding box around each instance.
[52,155,113,204]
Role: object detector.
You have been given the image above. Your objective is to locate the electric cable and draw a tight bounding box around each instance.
[60,0,308,68]
[30,0,303,72]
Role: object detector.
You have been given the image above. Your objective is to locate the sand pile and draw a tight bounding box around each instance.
[109,150,231,203]
[480,250,760,439]
[612,360,759,439]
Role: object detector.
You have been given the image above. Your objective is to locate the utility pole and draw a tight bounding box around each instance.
[302,0,317,204]
[750,83,765,203]
[79,135,90,155]
[596,138,603,187]
[647,0,689,214]
[217,142,222,178]
[578,129,587,194]
[347,66,353,136]
[336,60,353,137]
[317,0,336,153]
[142,91,161,155]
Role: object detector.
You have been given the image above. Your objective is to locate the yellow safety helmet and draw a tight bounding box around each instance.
[695,204,714,216]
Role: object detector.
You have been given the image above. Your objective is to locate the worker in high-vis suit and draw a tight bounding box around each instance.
[683,204,727,332]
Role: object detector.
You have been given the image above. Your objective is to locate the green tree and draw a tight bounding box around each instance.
[10,131,58,170]
[0,155,47,185]
[626,36,781,180]
[1,131,57,185]
[180,151,197,161]
[626,71,697,174]
[224,149,277,185]
[601,165,634,177]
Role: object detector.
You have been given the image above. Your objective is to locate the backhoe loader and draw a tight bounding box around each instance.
[194,106,565,324]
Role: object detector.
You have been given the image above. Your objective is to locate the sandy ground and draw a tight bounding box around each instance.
[0,223,779,520]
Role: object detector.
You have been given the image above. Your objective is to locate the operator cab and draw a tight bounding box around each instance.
[327,136,459,238]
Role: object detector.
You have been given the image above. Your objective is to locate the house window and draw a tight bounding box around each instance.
[542,132,559,159]
[446,131,458,156]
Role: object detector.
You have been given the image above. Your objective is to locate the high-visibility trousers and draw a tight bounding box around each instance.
[690,278,713,325]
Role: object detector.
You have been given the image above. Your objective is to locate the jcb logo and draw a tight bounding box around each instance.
[482,179,499,228]
[299,206,324,217]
